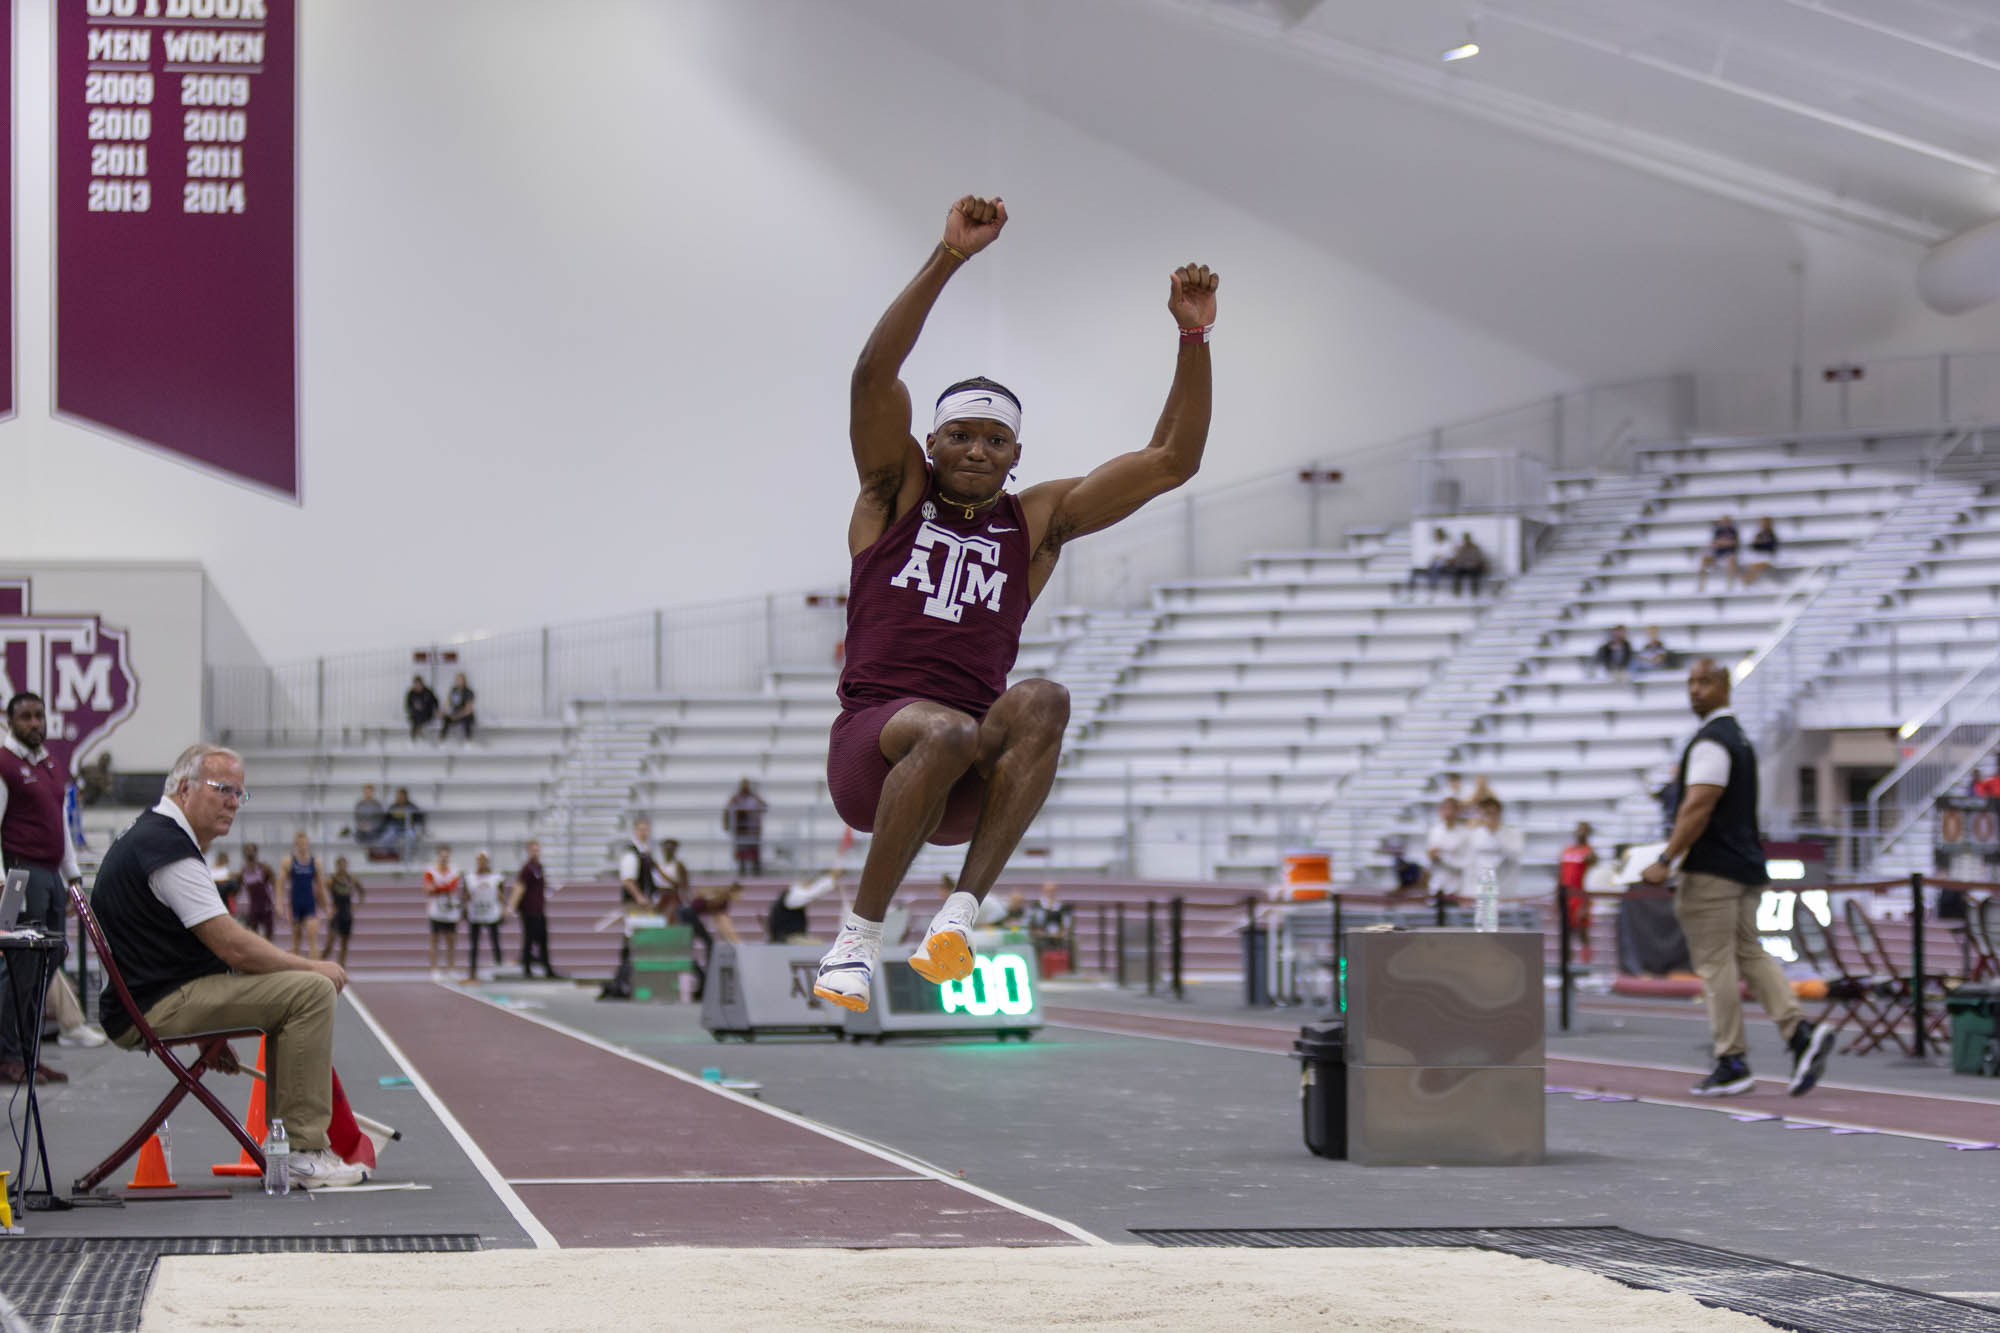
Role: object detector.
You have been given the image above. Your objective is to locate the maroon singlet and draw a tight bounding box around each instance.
[838,480,1033,719]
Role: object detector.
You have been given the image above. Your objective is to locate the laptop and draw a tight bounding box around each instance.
[0,867,28,931]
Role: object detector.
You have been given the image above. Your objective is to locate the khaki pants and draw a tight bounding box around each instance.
[1674,871,1802,1059]
[114,971,337,1151]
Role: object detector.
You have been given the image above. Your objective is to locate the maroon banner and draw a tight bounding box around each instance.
[55,0,296,498]
[2,0,14,421]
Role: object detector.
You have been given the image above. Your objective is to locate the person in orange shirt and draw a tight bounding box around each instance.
[1558,822,1598,966]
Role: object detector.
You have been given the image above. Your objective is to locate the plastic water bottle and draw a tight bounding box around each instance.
[157,1120,173,1182]
[264,1118,291,1196]
[1475,867,1500,933]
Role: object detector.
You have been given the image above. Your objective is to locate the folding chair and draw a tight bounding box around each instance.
[64,882,266,1193]
[1841,898,1953,1054]
[1966,898,1999,983]
[1793,905,1905,1056]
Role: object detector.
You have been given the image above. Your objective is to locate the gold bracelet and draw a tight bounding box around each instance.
[940,241,968,262]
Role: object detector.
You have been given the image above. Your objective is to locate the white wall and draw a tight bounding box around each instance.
[4,0,1998,664]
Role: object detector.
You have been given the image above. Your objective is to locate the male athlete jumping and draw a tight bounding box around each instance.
[813,195,1218,1010]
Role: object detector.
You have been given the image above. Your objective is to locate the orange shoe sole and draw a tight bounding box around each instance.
[907,931,975,984]
[812,983,870,1013]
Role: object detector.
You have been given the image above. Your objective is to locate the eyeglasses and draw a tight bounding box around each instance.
[199,779,250,804]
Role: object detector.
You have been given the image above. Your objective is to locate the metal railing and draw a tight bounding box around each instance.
[1414,451,1552,517]
[1865,645,2000,865]
[1693,349,2000,438]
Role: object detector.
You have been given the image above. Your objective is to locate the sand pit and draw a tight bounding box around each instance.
[141,1245,1774,1331]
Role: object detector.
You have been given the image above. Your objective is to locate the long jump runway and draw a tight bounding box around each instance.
[350,982,1087,1249]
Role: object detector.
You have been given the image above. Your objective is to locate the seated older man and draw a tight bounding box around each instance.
[91,743,366,1188]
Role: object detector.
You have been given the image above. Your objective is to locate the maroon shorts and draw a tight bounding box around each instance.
[827,697,987,846]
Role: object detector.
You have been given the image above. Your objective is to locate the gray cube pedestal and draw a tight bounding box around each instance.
[1343,929,1545,1166]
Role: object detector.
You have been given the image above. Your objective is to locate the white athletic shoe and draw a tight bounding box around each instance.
[909,891,980,985]
[59,1023,109,1049]
[288,1148,369,1189]
[812,933,879,1013]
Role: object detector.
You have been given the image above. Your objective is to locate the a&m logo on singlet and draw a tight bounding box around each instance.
[889,521,1008,623]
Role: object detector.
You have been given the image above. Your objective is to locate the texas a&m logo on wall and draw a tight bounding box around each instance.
[0,580,138,773]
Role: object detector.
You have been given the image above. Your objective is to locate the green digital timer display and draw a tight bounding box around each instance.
[883,952,1036,1018]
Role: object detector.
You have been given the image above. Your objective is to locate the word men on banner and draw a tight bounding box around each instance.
[56,0,298,498]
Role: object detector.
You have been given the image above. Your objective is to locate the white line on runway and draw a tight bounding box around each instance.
[344,988,560,1250]
[447,984,1113,1247]
[506,1175,927,1186]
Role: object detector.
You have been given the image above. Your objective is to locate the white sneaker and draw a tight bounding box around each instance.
[288,1148,369,1189]
[59,1024,109,1048]
[909,891,980,985]
[812,932,879,1013]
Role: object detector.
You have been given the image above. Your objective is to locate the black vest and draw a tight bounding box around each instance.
[1676,713,1767,888]
[92,811,229,1040]
[767,897,809,942]
[629,844,657,901]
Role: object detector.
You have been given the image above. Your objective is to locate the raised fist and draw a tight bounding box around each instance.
[943,196,1008,258]
[1169,263,1219,330]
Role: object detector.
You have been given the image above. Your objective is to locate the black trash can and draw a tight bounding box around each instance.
[1294,1017,1347,1159]
[1947,983,2000,1076]
[1242,925,1270,1007]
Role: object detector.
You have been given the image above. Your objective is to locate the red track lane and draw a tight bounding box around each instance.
[1044,1005,2000,1144]
[359,982,1082,1247]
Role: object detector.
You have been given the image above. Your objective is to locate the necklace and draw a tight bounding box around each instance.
[935,487,1002,521]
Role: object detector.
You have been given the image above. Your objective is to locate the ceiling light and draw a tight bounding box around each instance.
[1441,41,1480,61]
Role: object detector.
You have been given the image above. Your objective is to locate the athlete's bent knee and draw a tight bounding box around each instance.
[909,711,981,767]
[1013,677,1071,732]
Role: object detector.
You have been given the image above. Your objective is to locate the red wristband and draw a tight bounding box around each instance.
[1179,324,1212,344]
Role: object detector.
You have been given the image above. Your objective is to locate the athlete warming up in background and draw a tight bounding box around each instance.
[814,195,1218,1011]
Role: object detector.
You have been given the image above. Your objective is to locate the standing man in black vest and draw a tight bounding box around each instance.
[0,694,86,1084]
[1641,659,1833,1098]
[91,743,366,1187]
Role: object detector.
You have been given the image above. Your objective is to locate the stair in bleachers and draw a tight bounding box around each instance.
[1734,477,1982,753]
[1026,607,1161,741]
[1314,474,1667,879]
[552,702,654,880]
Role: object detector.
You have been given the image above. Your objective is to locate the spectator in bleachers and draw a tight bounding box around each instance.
[424,844,464,973]
[1593,625,1634,680]
[723,778,768,875]
[237,842,276,940]
[1558,823,1598,966]
[1468,774,1497,807]
[404,675,440,741]
[349,783,387,845]
[386,786,426,858]
[440,672,477,742]
[76,750,115,806]
[1739,517,1779,587]
[1408,526,1452,598]
[1449,532,1488,597]
[1466,794,1525,903]
[1424,797,1469,903]
[1634,625,1672,676]
[1696,514,1740,592]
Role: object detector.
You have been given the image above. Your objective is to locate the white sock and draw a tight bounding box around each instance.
[839,914,883,949]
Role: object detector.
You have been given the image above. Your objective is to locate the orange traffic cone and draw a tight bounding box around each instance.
[127,1129,177,1189]
[211,1037,268,1177]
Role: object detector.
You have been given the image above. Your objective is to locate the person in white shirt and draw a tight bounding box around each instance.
[1465,794,1527,903]
[768,868,843,943]
[423,845,464,972]
[1424,796,1470,901]
[462,850,506,982]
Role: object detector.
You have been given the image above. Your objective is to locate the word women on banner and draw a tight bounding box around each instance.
[86,0,268,18]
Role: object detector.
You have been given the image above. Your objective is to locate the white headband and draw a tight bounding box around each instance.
[932,388,1021,438]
